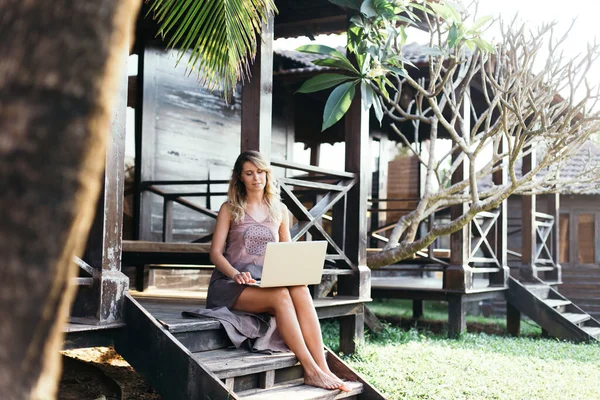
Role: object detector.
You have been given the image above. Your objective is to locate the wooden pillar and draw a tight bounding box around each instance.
[448,295,466,338]
[546,192,561,282]
[521,148,537,280]
[412,300,424,319]
[444,97,473,293]
[337,84,370,354]
[490,138,509,287]
[137,45,159,241]
[77,51,130,323]
[241,17,273,155]
[506,301,521,336]
[444,151,473,291]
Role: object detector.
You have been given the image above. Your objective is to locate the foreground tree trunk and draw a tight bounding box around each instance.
[0,1,140,398]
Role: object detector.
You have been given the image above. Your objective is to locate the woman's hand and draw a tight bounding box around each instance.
[232,271,256,285]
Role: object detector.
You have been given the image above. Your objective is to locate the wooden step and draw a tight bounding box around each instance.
[544,299,571,309]
[194,348,298,379]
[238,379,364,399]
[561,312,590,325]
[581,327,600,339]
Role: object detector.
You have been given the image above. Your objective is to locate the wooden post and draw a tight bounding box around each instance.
[241,17,274,155]
[77,51,130,323]
[444,97,473,293]
[162,198,174,242]
[448,295,466,338]
[546,192,561,282]
[521,148,537,280]
[412,300,424,319]
[444,151,473,292]
[506,301,521,336]
[490,138,509,287]
[337,81,370,354]
[137,46,159,241]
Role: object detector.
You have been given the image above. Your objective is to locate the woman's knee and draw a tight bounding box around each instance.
[270,287,292,312]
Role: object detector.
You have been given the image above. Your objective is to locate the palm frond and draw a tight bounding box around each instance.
[147,0,277,97]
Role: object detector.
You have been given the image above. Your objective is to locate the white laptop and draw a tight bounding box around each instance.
[248,241,328,287]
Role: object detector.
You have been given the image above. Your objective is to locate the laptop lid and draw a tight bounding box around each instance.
[257,241,327,287]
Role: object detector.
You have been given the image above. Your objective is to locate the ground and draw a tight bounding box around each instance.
[59,347,161,400]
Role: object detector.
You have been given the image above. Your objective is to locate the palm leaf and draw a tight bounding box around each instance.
[147,0,277,97]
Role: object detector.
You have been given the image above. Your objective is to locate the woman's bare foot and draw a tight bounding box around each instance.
[304,368,350,392]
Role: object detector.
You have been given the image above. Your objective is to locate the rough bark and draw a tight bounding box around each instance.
[0,1,140,398]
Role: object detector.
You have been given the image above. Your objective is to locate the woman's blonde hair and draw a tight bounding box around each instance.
[227,151,282,223]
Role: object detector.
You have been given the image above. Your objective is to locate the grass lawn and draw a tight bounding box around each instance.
[321,301,600,399]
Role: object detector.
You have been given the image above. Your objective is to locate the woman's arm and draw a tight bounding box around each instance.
[210,203,253,283]
[279,204,291,243]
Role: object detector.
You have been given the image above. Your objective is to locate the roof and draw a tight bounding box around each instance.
[478,140,600,195]
[274,42,433,76]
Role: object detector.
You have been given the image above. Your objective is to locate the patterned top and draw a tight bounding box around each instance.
[223,212,280,273]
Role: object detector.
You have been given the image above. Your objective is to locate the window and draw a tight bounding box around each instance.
[559,214,569,264]
[578,214,595,264]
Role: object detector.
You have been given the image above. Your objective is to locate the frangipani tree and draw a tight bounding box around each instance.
[297,0,600,268]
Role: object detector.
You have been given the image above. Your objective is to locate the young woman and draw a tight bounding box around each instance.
[208,151,349,392]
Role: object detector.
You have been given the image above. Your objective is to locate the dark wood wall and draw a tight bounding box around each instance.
[138,46,291,242]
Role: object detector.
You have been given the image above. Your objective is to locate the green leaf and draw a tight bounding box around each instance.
[429,3,456,22]
[296,74,352,93]
[387,66,409,78]
[372,94,384,125]
[473,37,495,53]
[329,0,361,11]
[360,0,377,18]
[148,0,277,97]
[296,44,347,60]
[419,46,446,57]
[448,23,460,48]
[312,58,360,75]
[361,81,375,112]
[322,81,358,131]
[472,15,493,31]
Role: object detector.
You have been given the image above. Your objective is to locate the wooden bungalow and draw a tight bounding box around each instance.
[503,141,600,321]
[270,43,600,342]
[64,2,387,399]
[62,2,599,398]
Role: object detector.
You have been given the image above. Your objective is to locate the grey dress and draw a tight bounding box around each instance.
[182,212,288,353]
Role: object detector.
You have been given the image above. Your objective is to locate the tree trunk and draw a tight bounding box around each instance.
[0,1,140,398]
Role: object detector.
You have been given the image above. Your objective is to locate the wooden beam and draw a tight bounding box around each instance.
[241,17,274,155]
[444,98,473,292]
[546,192,561,282]
[490,137,509,287]
[521,148,537,279]
[76,52,130,323]
[138,46,159,241]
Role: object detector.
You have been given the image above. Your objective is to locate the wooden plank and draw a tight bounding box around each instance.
[193,348,298,379]
[325,348,387,399]
[363,306,384,334]
[279,177,348,192]
[241,17,273,154]
[114,294,236,400]
[521,149,537,278]
[271,157,355,179]
[238,380,363,399]
[138,46,159,241]
[123,240,211,253]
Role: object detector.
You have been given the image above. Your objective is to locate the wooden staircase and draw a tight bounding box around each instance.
[507,276,600,342]
[113,294,386,400]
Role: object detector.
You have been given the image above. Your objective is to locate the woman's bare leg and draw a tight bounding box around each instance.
[232,286,347,391]
[287,286,348,385]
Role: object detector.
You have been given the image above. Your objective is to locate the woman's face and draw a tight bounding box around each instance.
[240,161,266,193]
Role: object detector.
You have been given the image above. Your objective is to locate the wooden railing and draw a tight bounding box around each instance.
[507,212,557,268]
[367,200,509,276]
[271,157,356,271]
[140,179,228,242]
